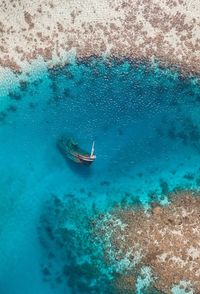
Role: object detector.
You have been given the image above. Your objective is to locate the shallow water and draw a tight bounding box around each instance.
[0,58,200,293]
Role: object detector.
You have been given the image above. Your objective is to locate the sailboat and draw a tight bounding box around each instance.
[57,136,96,165]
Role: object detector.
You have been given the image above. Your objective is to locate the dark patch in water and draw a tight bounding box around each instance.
[117,128,123,136]
[65,193,75,198]
[7,105,17,112]
[32,78,43,86]
[48,252,55,259]
[148,190,158,201]
[63,88,70,97]
[100,180,110,186]
[0,111,7,122]
[80,188,86,193]
[19,80,28,91]
[42,267,51,276]
[88,191,93,197]
[44,226,55,241]
[29,102,36,109]
[159,179,169,195]
[137,172,143,178]
[196,177,200,186]
[75,78,84,86]
[183,173,194,180]
[9,92,21,100]
[170,170,176,175]
[64,71,74,80]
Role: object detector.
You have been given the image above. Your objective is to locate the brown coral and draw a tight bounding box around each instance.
[94,190,200,293]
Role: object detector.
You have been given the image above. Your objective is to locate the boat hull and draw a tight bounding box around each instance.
[57,137,95,165]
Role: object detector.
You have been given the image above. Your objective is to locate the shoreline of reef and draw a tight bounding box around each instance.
[0,0,199,76]
[1,45,200,78]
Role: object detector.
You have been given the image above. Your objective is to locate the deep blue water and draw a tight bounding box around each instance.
[0,58,200,293]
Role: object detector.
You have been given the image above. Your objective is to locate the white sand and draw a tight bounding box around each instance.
[0,0,200,73]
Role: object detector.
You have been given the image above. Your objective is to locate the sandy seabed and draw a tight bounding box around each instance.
[0,0,200,74]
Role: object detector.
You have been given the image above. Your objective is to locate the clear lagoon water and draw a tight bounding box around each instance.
[0,58,200,293]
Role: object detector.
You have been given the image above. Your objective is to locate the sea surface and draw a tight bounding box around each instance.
[0,58,200,293]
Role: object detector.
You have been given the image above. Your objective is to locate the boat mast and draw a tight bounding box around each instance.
[90,141,95,157]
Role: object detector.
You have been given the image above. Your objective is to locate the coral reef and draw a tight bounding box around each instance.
[93,190,200,293]
[38,195,116,293]
[0,0,200,74]
[38,188,200,293]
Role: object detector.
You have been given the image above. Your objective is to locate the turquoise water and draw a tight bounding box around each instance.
[0,58,200,293]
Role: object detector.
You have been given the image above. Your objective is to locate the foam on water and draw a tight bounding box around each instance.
[0,58,200,293]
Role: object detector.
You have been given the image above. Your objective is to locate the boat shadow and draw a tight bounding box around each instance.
[65,158,93,177]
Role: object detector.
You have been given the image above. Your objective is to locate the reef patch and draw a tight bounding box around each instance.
[38,189,200,293]
[93,190,200,293]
